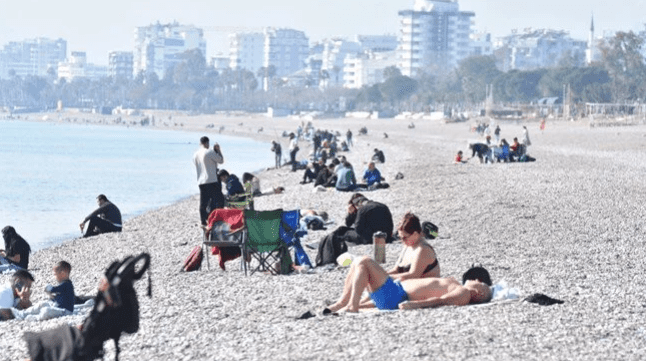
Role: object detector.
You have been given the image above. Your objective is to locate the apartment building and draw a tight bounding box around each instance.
[108,51,134,80]
[0,37,67,78]
[495,29,587,71]
[398,0,474,76]
[229,32,264,72]
[58,51,107,81]
[263,28,309,78]
[344,51,398,89]
[133,22,206,79]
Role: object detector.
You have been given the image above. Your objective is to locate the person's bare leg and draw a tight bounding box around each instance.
[327,261,359,312]
[342,256,389,312]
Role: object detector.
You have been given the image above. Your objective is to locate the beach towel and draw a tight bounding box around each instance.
[206,208,245,270]
[13,298,95,322]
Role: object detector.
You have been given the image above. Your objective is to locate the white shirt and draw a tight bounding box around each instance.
[193,147,223,185]
[289,138,298,151]
[0,283,16,309]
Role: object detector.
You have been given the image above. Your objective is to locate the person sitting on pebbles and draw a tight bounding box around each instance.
[326,262,492,313]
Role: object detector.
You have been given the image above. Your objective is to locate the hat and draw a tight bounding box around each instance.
[462,266,492,286]
[421,221,438,240]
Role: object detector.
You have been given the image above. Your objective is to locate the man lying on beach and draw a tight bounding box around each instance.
[326,257,492,313]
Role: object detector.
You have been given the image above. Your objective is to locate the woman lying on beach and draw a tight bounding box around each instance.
[326,259,492,313]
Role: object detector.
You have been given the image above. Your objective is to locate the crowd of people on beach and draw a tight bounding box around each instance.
[456,122,536,164]
[0,120,502,360]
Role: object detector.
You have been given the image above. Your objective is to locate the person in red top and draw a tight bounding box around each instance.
[510,137,522,161]
[454,151,466,164]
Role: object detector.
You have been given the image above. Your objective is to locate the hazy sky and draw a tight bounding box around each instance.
[1,0,644,65]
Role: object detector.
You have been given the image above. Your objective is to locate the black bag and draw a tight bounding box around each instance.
[315,227,349,267]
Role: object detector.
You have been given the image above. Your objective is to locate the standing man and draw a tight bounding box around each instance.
[288,133,299,171]
[346,129,353,148]
[193,136,224,227]
[79,194,122,238]
[271,140,282,168]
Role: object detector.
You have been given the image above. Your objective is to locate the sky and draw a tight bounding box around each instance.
[0,0,644,65]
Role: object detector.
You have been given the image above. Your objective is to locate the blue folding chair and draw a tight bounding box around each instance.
[280,210,312,268]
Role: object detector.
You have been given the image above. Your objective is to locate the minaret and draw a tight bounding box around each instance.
[586,13,595,65]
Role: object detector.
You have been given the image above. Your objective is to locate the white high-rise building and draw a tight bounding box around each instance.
[343,51,398,89]
[229,32,264,73]
[263,28,309,78]
[133,22,206,79]
[108,51,133,80]
[398,0,474,76]
[0,37,66,78]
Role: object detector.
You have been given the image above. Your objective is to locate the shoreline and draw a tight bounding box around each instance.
[3,112,646,360]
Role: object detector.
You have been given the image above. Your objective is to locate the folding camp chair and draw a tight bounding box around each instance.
[226,182,255,210]
[280,210,312,268]
[244,209,286,275]
[203,208,247,274]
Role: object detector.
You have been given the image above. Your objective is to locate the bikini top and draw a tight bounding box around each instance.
[395,242,438,275]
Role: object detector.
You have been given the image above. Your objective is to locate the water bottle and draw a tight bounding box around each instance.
[373,231,386,263]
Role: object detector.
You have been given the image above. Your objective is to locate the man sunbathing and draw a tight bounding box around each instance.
[327,256,492,313]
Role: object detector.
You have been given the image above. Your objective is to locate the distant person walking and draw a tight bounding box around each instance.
[522,125,531,146]
[494,125,501,144]
[193,136,224,226]
[346,129,353,148]
[79,194,122,237]
[539,118,546,133]
[271,140,282,168]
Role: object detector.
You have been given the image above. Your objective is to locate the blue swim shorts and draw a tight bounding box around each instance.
[370,277,408,310]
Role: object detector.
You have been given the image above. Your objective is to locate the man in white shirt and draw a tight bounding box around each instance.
[193,136,224,226]
[288,133,299,171]
[0,269,34,320]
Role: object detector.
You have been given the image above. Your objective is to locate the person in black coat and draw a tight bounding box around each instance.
[1,226,31,269]
[343,193,393,244]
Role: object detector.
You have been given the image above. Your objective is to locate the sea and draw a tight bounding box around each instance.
[0,119,274,251]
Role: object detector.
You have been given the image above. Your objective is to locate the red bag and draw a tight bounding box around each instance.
[183,246,203,272]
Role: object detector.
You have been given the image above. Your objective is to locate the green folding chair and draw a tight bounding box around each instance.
[244,209,286,275]
[226,182,255,210]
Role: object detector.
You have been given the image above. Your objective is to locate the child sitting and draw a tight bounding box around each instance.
[12,260,75,321]
[454,150,466,164]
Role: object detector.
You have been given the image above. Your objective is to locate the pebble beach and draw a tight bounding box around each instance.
[2,112,646,360]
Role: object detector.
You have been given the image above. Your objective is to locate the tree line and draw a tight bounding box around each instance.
[1,32,644,114]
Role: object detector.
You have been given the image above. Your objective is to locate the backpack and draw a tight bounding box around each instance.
[183,246,203,272]
[315,227,349,267]
[421,221,438,240]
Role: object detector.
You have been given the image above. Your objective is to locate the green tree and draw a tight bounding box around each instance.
[600,31,646,102]
[456,55,501,103]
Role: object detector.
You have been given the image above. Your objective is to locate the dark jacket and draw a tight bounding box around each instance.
[225,174,245,197]
[84,201,122,226]
[4,233,31,269]
[344,200,393,244]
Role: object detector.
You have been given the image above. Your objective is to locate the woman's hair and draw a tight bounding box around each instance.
[398,212,422,235]
[242,172,254,183]
[2,225,31,254]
